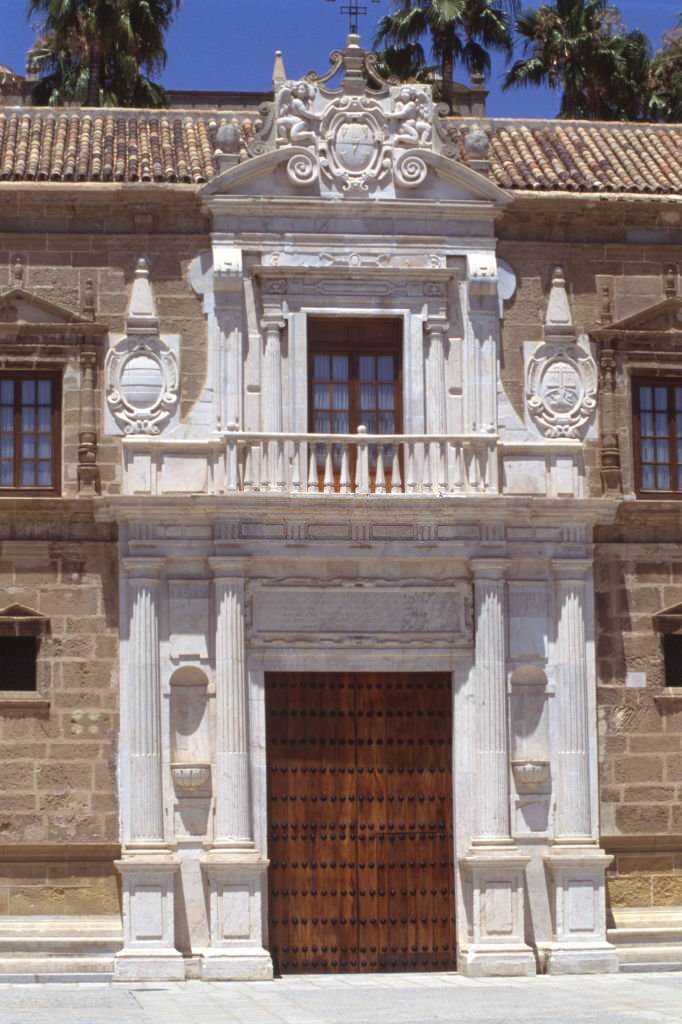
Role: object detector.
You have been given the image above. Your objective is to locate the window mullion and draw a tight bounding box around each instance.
[670,384,678,493]
[14,378,20,490]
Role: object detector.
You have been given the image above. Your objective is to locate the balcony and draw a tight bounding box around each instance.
[121,428,585,500]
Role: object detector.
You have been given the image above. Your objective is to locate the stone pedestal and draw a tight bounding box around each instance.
[114,851,184,981]
[544,847,618,974]
[200,850,273,981]
[460,845,536,977]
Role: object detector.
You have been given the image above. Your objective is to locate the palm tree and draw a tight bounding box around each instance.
[650,17,682,123]
[27,0,182,107]
[504,0,651,120]
[374,0,519,111]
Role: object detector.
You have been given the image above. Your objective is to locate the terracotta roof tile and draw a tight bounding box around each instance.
[1,107,682,194]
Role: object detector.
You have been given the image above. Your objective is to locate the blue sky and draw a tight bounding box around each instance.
[0,0,678,117]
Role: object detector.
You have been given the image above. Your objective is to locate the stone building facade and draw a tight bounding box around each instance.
[0,35,681,979]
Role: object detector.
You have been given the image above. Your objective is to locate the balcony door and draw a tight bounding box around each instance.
[308,318,402,438]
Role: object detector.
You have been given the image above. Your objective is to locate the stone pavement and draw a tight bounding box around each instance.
[1,973,682,1024]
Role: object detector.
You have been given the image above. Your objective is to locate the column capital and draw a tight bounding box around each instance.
[551,558,592,581]
[260,313,286,333]
[79,349,98,369]
[470,558,509,581]
[209,557,249,580]
[424,317,449,336]
[123,557,165,580]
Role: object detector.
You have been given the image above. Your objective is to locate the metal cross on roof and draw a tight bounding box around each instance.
[327,0,380,35]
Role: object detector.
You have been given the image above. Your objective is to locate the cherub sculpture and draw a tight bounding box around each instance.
[393,86,432,147]
[277,82,321,147]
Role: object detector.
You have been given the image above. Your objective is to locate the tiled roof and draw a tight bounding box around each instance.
[1,106,682,194]
[450,118,682,195]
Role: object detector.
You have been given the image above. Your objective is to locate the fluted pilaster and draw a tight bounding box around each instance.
[128,572,164,843]
[213,570,252,846]
[553,560,592,839]
[472,560,510,841]
[261,314,285,433]
[425,320,448,434]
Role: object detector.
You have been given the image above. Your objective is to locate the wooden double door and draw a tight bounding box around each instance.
[266,672,456,974]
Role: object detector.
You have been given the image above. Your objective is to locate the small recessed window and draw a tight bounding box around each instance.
[663,634,682,687]
[0,637,37,691]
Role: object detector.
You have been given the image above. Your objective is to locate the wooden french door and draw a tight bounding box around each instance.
[266,672,456,974]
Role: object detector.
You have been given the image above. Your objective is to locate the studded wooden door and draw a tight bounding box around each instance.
[266,672,456,974]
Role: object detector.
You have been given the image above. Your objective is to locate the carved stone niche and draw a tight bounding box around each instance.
[170,667,212,838]
[510,667,551,835]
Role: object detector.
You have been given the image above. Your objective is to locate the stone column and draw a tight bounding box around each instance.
[128,572,164,843]
[465,254,499,435]
[77,350,99,495]
[213,571,252,846]
[460,560,535,977]
[201,559,272,981]
[473,561,510,841]
[553,561,592,841]
[115,559,183,982]
[424,319,448,435]
[544,559,617,974]
[261,310,285,434]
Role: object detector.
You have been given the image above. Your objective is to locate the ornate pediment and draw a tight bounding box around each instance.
[591,297,682,339]
[202,34,509,207]
[0,287,105,336]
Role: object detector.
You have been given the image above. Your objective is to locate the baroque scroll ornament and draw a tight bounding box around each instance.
[526,345,598,438]
[272,39,436,194]
[106,336,179,435]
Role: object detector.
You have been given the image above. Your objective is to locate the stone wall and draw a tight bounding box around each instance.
[595,507,682,913]
[497,198,680,500]
[0,502,119,915]
[0,187,210,495]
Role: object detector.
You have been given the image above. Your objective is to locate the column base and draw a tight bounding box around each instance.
[200,946,273,981]
[115,849,181,982]
[460,843,536,977]
[544,845,617,975]
[460,944,537,977]
[202,847,271,977]
[542,943,619,975]
[114,948,185,982]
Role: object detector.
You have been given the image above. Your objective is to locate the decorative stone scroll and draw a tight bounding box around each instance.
[106,259,179,435]
[526,345,597,439]
[106,337,179,435]
[269,35,439,195]
[526,266,598,439]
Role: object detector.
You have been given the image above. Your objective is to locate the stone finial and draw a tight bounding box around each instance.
[463,123,490,175]
[599,281,613,325]
[214,119,241,172]
[665,264,678,299]
[11,256,24,287]
[272,49,287,89]
[126,258,159,335]
[543,267,575,343]
[83,277,96,319]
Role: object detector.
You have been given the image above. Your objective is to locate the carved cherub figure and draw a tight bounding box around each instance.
[393,86,432,147]
[276,82,321,146]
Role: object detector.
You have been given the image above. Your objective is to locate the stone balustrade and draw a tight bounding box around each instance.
[122,430,584,499]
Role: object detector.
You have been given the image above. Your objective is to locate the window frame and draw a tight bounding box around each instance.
[0,369,62,497]
[632,376,682,499]
[307,317,403,437]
